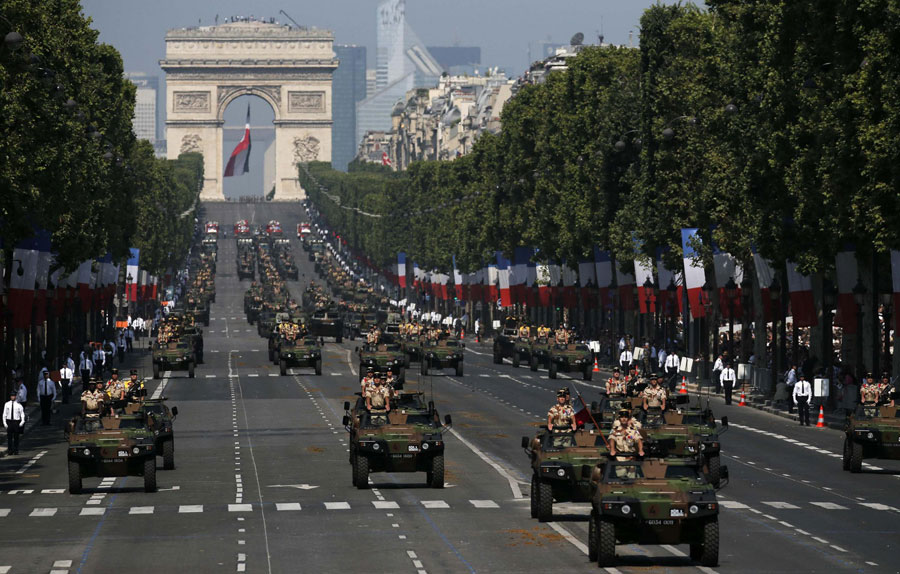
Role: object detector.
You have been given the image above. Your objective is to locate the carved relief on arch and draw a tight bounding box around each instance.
[216,85,282,117]
[293,135,320,163]
[174,91,210,112]
[180,134,202,154]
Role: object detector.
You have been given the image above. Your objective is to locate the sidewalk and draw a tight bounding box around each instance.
[0,347,154,458]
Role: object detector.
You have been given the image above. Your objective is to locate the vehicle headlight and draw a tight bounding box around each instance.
[689,504,699,514]
[700,443,706,451]
[422,442,430,450]
[133,447,140,454]
[867,432,874,439]
[621,504,631,515]
[372,442,380,451]
[83,448,91,456]
[556,468,566,477]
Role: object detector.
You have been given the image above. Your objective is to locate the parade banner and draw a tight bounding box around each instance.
[786,261,817,327]
[711,241,743,318]
[9,236,41,329]
[656,247,683,317]
[891,250,900,332]
[752,247,776,322]
[126,248,140,302]
[834,247,858,334]
[593,247,614,311]
[578,259,596,309]
[615,259,636,312]
[33,233,53,325]
[397,252,407,288]
[681,228,706,319]
[496,252,513,307]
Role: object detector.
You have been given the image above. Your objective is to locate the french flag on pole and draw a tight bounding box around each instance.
[786,261,817,327]
[834,247,858,334]
[681,228,707,319]
[397,252,407,288]
[126,248,140,302]
[594,247,613,311]
[615,260,636,311]
[497,252,512,308]
[224,104,251,177]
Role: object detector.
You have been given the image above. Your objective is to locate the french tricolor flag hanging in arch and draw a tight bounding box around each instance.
[224,104,251,177]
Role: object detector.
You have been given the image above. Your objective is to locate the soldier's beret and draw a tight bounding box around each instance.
[556,389,567,397]
[617,408,631,417]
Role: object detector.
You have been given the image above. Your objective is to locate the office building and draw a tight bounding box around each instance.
[427,46,482,75]
[332,45,367,172]
[126,73,159,143]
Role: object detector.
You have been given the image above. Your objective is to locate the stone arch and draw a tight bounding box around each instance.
[216,86,281,123]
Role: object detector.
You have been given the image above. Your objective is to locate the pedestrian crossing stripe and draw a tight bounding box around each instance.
[810,502,847,510]
[762,501,801,509]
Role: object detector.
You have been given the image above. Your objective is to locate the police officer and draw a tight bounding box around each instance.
[3,390,25,455]
[720,362,738,405]
[793,373,812,425]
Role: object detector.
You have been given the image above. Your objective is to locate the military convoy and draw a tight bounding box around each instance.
[309,308,344,343]
[358,343,407,387]
[843,404,900,472]
[421,339,465,376]
[151,340,196,379]
[548,343,594,380]
[279,335,323,376]
[343,392,451,489]
[492,317,522,364]
[66,414,160,493]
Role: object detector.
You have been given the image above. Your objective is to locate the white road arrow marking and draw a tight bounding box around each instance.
[267,484,319,490]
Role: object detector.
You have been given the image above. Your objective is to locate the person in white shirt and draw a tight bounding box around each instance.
[720,363,737,405]
[657,348,667,371]
[793,374,812,426]
[37,370,57,425]
[59,362,74,404]
[15,381,27,405]
[79,356,93,384]
[3,391,26,454]
[619,347,633,371]
[125,327,135,350]
[92,346,105,377]
[712,354,725,393]
[665,350,680,391]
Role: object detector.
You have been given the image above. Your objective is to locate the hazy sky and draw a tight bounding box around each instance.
[80,0,671,197]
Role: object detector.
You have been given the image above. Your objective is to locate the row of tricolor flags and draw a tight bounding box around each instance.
[378,229,900,334]
[3,236,160,330]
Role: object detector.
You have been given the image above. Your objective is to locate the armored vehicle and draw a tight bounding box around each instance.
[401,335,425,366]
[151,341,195,379]
[257,310,278,338]
[662,406,727,486]
[492,317,522,364]
[237,255,255,281]
[422,339,465,376]
[310,308,344,343]
[843,404,900,472]
[548,343,594,380]
[66,414,159,493]
[186,299,210,326]
[346,311,378,341]
[588,458,727,567]
[358,343,406,387]
[279,335,323,376]
[513,337,551,371]
[522,428,609,521]
[124,399,179,470]
[343,392,452,489]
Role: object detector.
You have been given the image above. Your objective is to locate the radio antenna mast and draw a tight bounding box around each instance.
[279,9,302,28]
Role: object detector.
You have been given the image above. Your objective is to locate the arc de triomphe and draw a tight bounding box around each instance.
[161,21,337,201]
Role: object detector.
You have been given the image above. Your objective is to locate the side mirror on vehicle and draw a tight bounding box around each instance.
[343,401,350,411]
[720,416,729,428]
[342,415,350,426]
[581,464,593,479]
[444,414,452,426]
[171,406,179,417]
[428,400,435,413]
[521,436,531,449]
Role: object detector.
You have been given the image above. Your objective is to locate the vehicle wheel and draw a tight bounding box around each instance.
[706,454,721,487]
[455,363,464,377]
[188,362,195,378]
[597,517,616,566]
[536,479,553,522]
[530,475,539,519]
[421,360,428,376]
[583,366,592,381]
[143,458,157,493]
[315,359,322,376]
[842,438,851,471]
[493,351,502,365]
[530,356,538,372]
[588,511,599,561]
[513,352,521,368]
[354,454,369,489]
[849,440,863,473]
[280,359,287,376]
[336,335,343,344]
[351,457,358,487]
[152,363,160,380]
[163,439,175,470]
[429,455,445,488]
[549,362,558,379]
[699,518,719,566]
[68,460,82,494]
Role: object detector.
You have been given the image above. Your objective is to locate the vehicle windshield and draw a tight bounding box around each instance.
[604,463,644,482]
[117,418,146,429]
[406,414,439,426]
[681,414,715,426]
[665,465,704,480]
[543,432,577,449]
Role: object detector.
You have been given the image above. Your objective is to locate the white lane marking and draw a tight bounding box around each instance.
[470,500,499,508]
[830,545,848,553]
[29,508,57,517]
[762,501,800,509]
[719,500,749,509]
[324,502,350,510]
[53,561,72,568]
[275,503,301,511]
[79,508,105,516]
[130,506,154,514]
[859,502,895,511]
[343,348,358,377]
[205,374,216,378]
[179,505,203,513]
[812,536,829,544]
[330,372,342,376]
[373,501,399,509]
[247,373,259,378]
[229,504,253,512]
[546,521,590,555]
[420,500,450,509]
[810,502,848,510]
[447,427,523,499]
[0,510,10,517]
[150,372,172,400]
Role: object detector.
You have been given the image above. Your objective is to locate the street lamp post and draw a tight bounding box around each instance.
[853,280,867,376]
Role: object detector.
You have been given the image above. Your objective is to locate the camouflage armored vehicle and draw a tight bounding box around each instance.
[124,398,179,470]
[342,392,452,489]
[279,335,322,376]
[310,308,344,343]
[237,255,255,281]
[492,317,522,364]
[548,343,594,380]
[513,336,551,370]
[186,298,210,326]
[181,325,204,364]
[843,404,900,472]
[358,343,406,388]
[422,339,465,376]
[663,405,728,486]
[66,414,159,493]
[588,458,727,567]
[151,340,196,379]
[401,334,425,366]
[522,428,610,521]
[257,310,278,338]
[308,239,325,262]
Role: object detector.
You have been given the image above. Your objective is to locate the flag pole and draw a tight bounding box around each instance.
[573,386,610,450]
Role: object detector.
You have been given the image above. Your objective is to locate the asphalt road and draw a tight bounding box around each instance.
[1,200,897,574]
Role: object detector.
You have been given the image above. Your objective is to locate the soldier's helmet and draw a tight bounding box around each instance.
[556,389,567,398]
[617,408,631,418]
